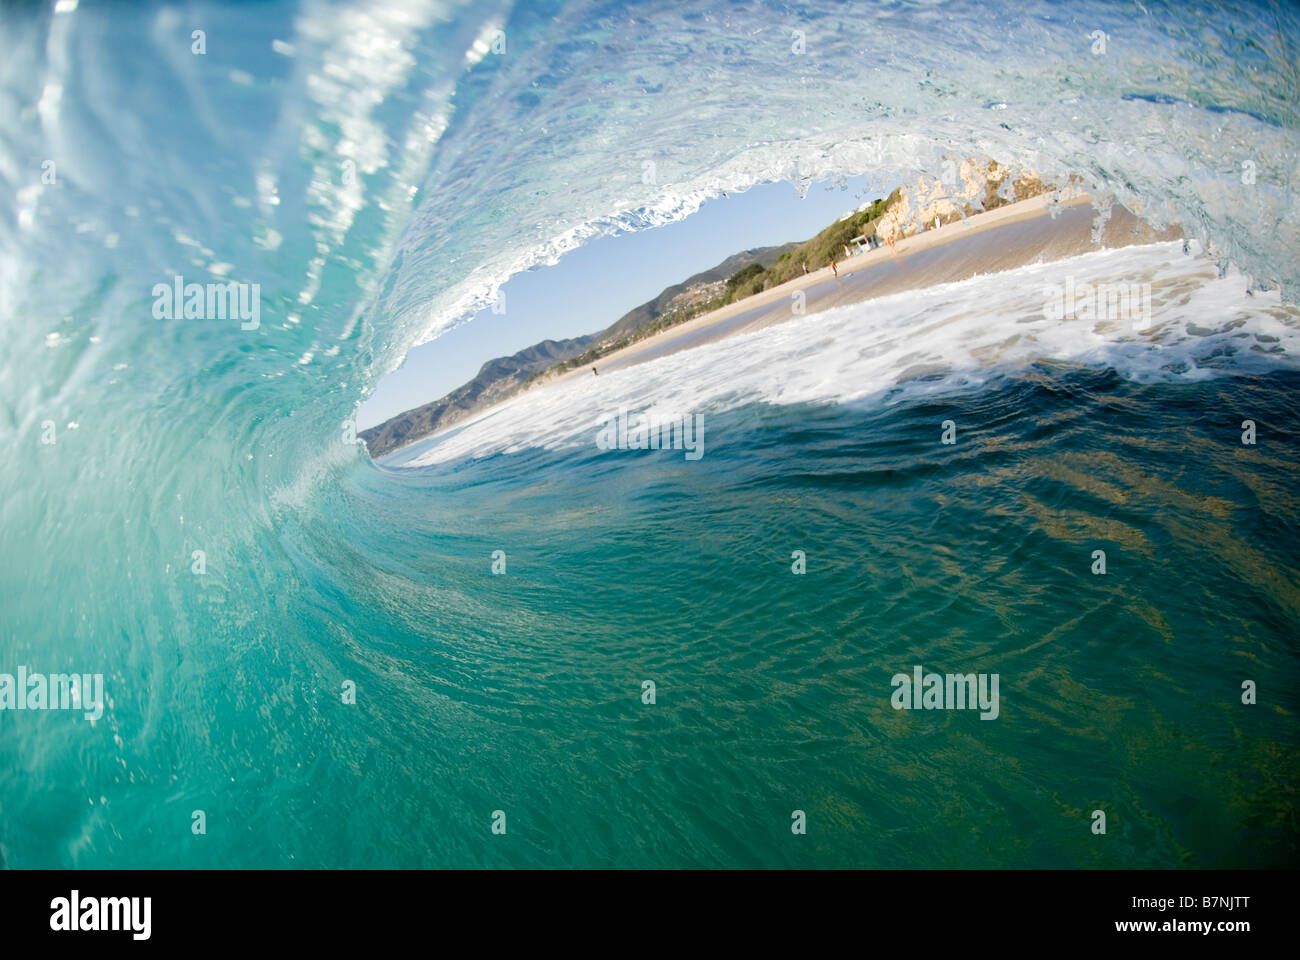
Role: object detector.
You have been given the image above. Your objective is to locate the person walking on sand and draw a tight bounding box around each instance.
[592,366,598,376]
[829,259,838,279]
[802,261,809,275]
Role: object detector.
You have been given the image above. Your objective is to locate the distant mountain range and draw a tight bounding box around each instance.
[359,242,798,458]
[359,165,1040,459]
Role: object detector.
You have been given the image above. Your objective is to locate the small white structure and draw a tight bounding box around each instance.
[848,233,881,254]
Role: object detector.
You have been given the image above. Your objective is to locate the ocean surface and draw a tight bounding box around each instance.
[1,0,1298,868]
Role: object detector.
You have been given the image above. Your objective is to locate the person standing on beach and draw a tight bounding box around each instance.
[830,259,838,278]
[802,261,809,274]
[592,366,598,376]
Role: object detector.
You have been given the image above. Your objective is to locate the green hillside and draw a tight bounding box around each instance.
[543,188,901,377]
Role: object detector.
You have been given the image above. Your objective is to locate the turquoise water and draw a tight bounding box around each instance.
[364,368,1300,869]
[10,362,1299,868]
[1,0,1298,868]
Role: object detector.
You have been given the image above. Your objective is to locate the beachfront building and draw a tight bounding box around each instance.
[847,232,883,255]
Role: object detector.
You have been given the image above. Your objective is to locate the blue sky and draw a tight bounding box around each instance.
[358,175,887,428]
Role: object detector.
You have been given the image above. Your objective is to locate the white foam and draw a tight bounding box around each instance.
[406,242,1298,467]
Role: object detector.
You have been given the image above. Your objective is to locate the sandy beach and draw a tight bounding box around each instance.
[381,193,1182,463]
[551,192,1181,383]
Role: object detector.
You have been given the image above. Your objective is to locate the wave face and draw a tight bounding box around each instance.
[1,0,1298,867]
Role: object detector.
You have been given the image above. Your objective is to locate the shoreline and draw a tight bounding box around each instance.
[542,191,1095,388]
[378,192,1181,465]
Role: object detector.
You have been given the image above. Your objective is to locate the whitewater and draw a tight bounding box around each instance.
[1,0,1298,868]
[405,242,1300,466]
